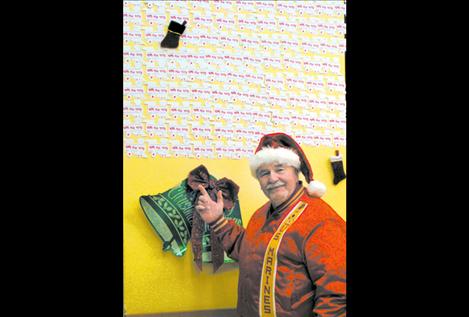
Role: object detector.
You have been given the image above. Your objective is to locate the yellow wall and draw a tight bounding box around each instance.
[124,145,346,314]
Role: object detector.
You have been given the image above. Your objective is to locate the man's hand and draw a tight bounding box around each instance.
[195,185,224,224]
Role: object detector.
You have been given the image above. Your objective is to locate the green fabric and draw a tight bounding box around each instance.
[140,177,243,264]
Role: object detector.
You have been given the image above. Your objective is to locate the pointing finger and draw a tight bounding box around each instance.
[198,185,209,197]
[217,190,223,202]
[216,190,224,208]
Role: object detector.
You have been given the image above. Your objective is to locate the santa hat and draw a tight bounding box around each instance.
[249,132,326,198]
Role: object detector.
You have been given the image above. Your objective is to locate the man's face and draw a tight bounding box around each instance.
[256,162,299,208]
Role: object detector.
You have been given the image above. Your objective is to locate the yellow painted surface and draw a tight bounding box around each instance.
[124,145,346,314]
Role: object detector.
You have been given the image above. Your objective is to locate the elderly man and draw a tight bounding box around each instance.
[196,132,346,317]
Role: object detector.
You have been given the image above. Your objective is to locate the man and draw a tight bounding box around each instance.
[195,132,346,317]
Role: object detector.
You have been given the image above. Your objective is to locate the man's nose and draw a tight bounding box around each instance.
[268,171,279,183]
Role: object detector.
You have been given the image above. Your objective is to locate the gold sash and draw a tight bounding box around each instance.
[259,200,309,317]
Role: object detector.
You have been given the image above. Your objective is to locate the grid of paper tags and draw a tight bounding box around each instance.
[124,0,346,159]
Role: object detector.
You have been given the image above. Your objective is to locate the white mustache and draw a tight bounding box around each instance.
[266,181,286,190]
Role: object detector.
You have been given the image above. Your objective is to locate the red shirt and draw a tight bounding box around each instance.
[215,187,346,317]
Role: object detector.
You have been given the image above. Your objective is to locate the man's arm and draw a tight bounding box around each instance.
[304,218,346,317]
[211,218,245,261]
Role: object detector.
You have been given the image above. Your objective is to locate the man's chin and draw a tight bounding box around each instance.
[269,191,288,206]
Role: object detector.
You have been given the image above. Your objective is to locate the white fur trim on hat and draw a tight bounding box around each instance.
[249,147,301,177]
[307,180,326,198]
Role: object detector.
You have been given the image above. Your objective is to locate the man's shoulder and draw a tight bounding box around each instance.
[300,194,345,225]
[257,200,271,213]
[301,194,332,208]
[251,201,270,218]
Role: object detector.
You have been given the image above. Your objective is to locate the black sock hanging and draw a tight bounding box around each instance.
[161,20,187,49]
[330,150,346,185]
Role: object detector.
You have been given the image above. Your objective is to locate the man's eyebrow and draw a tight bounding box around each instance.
[256,168,269,175]
[274,163,285,168]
